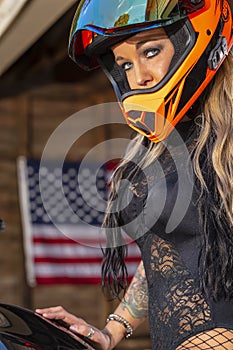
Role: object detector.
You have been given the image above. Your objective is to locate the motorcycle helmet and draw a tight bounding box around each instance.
[68,0,233,143]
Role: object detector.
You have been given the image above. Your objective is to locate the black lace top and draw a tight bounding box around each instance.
[118,121,233,349]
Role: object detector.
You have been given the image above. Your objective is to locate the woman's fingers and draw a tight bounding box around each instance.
[35,306,68,320]
[36,306,64,317]
[35,306,81,325]
[36,307,98,340]
[35,306,111,349]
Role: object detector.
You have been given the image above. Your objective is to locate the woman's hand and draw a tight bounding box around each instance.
[35,306,112,350]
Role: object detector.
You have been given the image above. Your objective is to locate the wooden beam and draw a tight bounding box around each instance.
[0,0,77,76]
[0,0,29,37]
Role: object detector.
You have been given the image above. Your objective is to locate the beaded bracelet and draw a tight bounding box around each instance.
[106,313,133,339]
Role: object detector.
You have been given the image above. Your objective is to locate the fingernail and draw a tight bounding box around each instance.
[70,325,78,332]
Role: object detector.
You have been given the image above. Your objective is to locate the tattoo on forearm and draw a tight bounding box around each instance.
[121,262,148,319]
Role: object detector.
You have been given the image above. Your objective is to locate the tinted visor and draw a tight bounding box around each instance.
[71,0,206,34]
[69,0,206,68]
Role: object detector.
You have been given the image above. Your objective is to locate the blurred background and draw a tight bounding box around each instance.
[0,0,150,348]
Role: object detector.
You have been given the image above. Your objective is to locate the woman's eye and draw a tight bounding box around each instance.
[121,62,133,71]
[144,48,160,58]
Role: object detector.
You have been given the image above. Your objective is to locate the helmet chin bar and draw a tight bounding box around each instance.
[123,109,175,143]
[121,81,184,143]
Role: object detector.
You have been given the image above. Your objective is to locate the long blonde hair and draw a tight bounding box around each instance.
[194,52,233,225]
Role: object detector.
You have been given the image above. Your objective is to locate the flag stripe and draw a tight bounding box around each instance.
[34,243,140,257]
[32,224,103,240]
[34,256,140,264]
[35,262,103,277]
[33,237,107,245]
[35,261,139,277]
[36,277,101,284]
[34,244,103,258]
[35,257,103,263]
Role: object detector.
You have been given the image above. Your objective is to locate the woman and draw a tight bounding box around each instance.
[36,1,233,349]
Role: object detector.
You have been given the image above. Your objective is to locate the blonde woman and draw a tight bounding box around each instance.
[36,1,233,349]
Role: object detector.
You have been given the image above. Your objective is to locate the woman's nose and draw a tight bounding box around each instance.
[134,63,155,88]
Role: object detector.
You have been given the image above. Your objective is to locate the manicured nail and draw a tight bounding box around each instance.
[70,325,78,332]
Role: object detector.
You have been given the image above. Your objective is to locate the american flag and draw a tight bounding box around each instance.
[17,157,141,287]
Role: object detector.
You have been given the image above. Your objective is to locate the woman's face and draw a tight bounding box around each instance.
[112,28,175,90]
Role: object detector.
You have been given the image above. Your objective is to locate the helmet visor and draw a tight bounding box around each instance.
[71,0,206,33]
[69,0,206,68]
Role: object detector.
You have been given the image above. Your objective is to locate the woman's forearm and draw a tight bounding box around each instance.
[104,260,148,348]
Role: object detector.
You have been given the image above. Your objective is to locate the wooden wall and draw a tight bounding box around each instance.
[0,68,151,349]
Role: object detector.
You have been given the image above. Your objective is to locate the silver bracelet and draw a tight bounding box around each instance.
[106,313,133,339]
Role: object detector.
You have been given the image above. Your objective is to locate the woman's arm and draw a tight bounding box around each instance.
[36,260,148,350]
[103,259,148,348]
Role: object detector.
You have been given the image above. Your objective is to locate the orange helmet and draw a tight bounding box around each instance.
[69,0,233,143]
